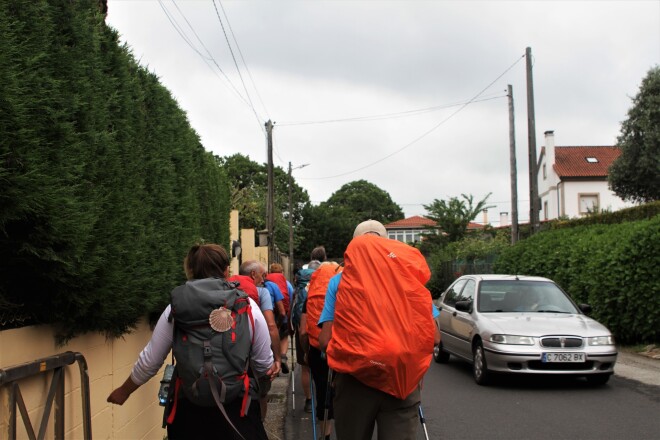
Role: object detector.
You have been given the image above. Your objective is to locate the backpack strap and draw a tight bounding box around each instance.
[202,339,247,440]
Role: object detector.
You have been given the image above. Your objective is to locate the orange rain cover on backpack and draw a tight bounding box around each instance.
[306,262,343,349]
[326,234,435,399]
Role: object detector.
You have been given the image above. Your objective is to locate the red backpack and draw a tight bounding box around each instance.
[228,275,260,306]
[327,234,435,399]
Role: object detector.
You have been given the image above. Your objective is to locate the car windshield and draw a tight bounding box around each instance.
[477,280,580,313]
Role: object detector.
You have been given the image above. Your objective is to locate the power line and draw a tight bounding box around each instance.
[300,54,526,181]
[158,1,258,115]
[212,0,264,133]
[277,93,505,127]
[216,0,271,120]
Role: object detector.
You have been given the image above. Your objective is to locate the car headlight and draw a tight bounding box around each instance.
[588,336,615,346]
[490,335,535,345]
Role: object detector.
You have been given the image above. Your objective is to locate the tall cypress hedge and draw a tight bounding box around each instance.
[494,217,660,344]
[0,0,230,341]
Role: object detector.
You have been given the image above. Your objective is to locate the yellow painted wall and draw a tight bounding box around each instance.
[0,322,167,440]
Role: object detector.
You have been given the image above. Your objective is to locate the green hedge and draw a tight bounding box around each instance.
[494,216,660,344]
[0,1,230,341]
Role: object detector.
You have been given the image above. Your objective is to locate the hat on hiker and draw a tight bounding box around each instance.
[353,219,387,238]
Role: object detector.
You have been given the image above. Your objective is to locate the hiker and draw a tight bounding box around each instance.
[291,246,327,412]
[300,260,343,440]
[265,263,294,374]
[230,260,283,421]
[318,220,440,440]
[107,243,275,440]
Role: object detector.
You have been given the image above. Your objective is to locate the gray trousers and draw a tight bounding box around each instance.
[333,372,421,440]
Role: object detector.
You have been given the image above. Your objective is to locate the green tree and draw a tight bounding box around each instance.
[423,193,493,242]
[608,66,660,203]
[301,180,404,258]
[218,154,311,254]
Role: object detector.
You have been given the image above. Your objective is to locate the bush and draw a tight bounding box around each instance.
[494,217,660,344]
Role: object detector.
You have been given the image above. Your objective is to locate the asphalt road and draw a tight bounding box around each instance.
[281,350,660,440]
[420,356,660,440]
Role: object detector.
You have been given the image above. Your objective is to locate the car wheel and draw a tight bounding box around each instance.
[585,374,611,386]
[433,341,450,364]
[473,342,491,385]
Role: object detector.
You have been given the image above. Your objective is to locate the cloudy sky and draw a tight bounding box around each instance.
[106,0,659,224]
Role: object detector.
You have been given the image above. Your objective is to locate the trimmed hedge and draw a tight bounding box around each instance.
[494,216,660,344]
[0,1,230,341]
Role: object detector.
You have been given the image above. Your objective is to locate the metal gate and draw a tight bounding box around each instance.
[0,351,92,440]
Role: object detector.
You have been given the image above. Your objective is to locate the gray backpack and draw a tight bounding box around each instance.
[169,278,256,430]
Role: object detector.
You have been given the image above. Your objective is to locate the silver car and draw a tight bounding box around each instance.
[434,274,617,386]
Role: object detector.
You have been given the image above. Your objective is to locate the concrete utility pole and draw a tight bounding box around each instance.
[507,84,519,244]
[526,47,540,234]
[265,120,274,263]
[288,162,309,277]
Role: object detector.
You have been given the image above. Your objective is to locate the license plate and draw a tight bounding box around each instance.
[542,352,585,363]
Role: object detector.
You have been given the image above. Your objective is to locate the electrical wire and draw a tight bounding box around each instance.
[300,54,526,180]
[277,93,505,127]
[216,0,271,120]
[212,0,265,134]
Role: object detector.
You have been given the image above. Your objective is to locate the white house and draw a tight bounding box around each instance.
[537,131,635,220]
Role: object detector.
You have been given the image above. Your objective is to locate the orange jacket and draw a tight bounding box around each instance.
[327,234,435,399]
[305,262,343,349]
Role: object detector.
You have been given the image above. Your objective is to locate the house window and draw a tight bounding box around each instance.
[543,201,548,220]
[586,157,599,163]
[542,163,547,179]
[579,194,599,214]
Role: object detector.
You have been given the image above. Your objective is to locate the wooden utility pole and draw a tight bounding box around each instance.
[265,120,274,263]
[526,47,540,234]
[507,84,519,244]
[287,162,294,277]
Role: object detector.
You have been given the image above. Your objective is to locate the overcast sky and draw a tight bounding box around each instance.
[106,0,659,224]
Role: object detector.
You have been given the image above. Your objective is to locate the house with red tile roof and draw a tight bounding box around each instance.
[384,215,484,243]
[538,131,635,220]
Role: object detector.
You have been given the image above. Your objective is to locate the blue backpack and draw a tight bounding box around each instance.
[290,268,315,328]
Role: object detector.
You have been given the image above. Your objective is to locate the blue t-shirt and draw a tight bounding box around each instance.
[264,280,284,305]
[317,273,440,326]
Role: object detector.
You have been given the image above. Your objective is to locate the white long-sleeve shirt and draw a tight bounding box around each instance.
[130,298,273,385]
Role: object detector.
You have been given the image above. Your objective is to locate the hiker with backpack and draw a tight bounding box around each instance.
[317,220,440,440]
[107,243,275,440]
[230,259,284,421]
[300,260,344,440]
[264,263,294,374]
[291,245,327,413]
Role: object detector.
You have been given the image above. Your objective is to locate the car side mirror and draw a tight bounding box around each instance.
[456,300,473,313]
[579,303,592,314]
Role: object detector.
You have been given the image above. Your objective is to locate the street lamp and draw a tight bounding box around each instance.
[288,161,309,278]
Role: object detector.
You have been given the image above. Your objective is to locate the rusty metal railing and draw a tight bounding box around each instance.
[0,351,92,440]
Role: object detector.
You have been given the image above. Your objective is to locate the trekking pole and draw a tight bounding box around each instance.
[418,404,430,440]
[310,371,318,440]
[321,367,333,439]
[291,345,296,413]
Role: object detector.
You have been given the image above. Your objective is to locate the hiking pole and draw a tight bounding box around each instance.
[291,333,296,413]
[418,404,430,440]
[310,371,318,440]
[321,367,333,439]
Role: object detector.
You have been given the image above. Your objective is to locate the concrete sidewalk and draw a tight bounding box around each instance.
[265,348,660,440]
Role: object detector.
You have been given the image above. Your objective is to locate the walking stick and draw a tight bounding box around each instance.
[418,404,430,440]
[321,367,333,439]
[291,335,296,413]
[310,371,317,440]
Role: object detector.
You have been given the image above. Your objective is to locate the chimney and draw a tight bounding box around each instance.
[544,130,555,167]
[499,212,509,227]
[482,209,489,226]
